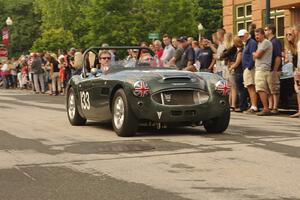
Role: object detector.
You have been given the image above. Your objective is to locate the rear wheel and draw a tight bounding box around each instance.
[112,89,138,137]
[67,87,86,126]
[203,110,230,133]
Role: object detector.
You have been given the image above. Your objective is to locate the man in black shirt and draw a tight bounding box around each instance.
[176,36,196,71]
[196,38,215,72]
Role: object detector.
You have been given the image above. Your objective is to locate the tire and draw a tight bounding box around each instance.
[112,89,138,137]
[203,109,230,133]
[67,87,87,126]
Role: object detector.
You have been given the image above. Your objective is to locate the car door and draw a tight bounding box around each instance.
[89,75,112,121]
[78,77,94,119]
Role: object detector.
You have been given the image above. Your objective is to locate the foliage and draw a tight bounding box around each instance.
[80,0,199,47]
[31,28,76,52]
[1,0,223,55]
[196,0,223,39]
[0,0,41,57]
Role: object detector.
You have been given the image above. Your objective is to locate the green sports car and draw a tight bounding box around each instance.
[66,46,231,137]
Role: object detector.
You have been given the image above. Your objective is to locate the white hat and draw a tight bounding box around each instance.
[238,29,248,37]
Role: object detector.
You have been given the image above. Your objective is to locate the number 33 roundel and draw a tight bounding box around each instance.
[80,91,90,110]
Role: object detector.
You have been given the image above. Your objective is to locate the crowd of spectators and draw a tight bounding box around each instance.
[0,23,300,118]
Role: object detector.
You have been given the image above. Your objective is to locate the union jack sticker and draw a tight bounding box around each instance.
[215,80,231,95]
[133,81,150,97]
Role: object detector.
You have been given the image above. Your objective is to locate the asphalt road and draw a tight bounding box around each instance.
[0,89,299,200]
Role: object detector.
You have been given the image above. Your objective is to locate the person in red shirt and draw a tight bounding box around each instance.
[153,40,164,59]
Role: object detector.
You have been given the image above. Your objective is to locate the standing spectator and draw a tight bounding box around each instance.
[253,28,273,116]
[248,23,257,41]
[153,40,164,59]
[172,37,179,49]
[240,29,258,113]
[168,41,184,68]
[31,53,45,94]
[10,58,18,88]
[1,61,10,89]
[196,38,215,72]
[281,29,297,108]
[221,32,234,80]
[73,51,84,75]
[176,36,196,71]
[101,43,116,63]
[264,24,282,114]
[209,32,219,53]
[44,57,52,95]
[192,40,201,58]
[28,54,34,91]
[214,28,226,76]
[46,54,60,95]
[161,34,175,66]
[187,37,194,45]
[221,32,236,110]
[290,24,300,117]
[229,36,248,112]
[19,61,28,89]
[284,28,297,66]
[58,55,66,95]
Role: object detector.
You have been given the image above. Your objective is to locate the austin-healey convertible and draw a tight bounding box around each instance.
[66,46,230,137]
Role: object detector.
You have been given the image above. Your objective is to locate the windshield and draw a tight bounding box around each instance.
[84,47,166,73]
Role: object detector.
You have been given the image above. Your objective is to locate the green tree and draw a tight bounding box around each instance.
[0,0,41,57]
[80,0,198,47]
[31,28,76,52]
[33,0,87,47]
[196,0,223,39]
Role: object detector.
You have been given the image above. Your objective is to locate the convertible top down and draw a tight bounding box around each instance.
[66,46,231,137]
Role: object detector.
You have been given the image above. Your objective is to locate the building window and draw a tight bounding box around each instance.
[235,3,252,34]
[264,10,285,39]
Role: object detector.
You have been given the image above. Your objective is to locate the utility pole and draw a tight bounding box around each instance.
[265,0,270,25]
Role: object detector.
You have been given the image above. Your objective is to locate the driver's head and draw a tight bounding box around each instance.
[99,50,111,70]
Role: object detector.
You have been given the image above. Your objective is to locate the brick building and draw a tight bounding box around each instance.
[223,0,300,40]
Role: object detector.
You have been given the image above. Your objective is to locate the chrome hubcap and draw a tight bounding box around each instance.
[113,96,125,129]
[68,93,75,119]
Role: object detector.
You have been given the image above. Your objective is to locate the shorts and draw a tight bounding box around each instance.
[255,70,270,93]
[243,68,255,87]
[267,71,280,95]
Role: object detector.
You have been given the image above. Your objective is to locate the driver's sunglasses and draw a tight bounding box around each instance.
[100,57,111,60]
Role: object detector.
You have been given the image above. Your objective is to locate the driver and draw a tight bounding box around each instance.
[99,50,111,72]
[89,50,111,77]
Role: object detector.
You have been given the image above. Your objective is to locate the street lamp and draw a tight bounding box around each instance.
[198,23,204,41]
[5,17,13,59]
[6,17,13,26]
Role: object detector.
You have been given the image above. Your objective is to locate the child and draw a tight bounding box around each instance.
[58,56,66,95]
